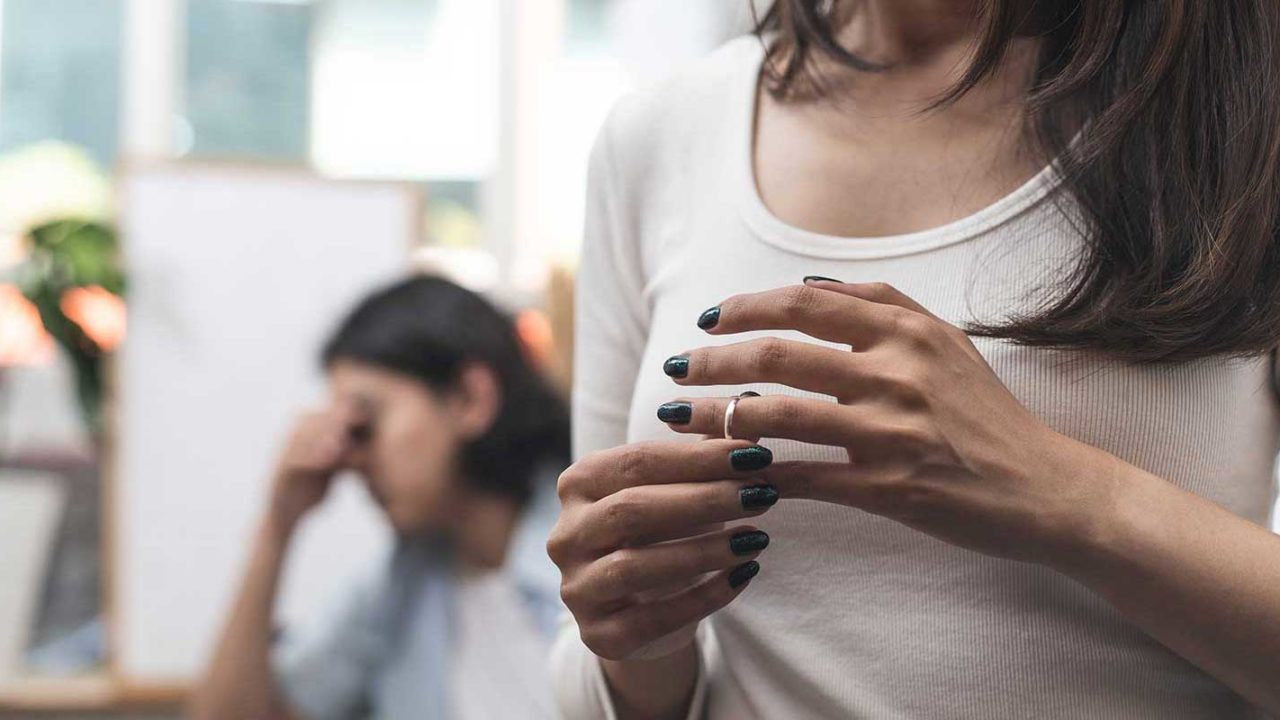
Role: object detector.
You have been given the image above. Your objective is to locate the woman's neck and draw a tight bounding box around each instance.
[448,489,521,573]
[835,0,982,63]
[800,0,1035,118]
[753,0,1045,238]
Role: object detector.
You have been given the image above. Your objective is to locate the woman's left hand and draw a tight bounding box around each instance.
[660,278,1120,568]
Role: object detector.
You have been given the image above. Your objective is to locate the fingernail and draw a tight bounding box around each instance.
[803,275,843,284]
[739,484,779,510]
[730,446,773,472]
[739,391,760,398]
[697,306,721,330]
[729,560,761,589]
[657,401,693,424]
[663,354,690,378]
[730,530,770,555]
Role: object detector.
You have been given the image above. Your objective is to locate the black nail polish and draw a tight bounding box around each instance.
[803,275,843,284]
[663,354,690,378]
[739,484,779,510]
[730,530,770,555]
[729,560,761,589]
[730,446,773,472]
[657,402,693,424]
[697,306,721,330]
[738,391,761,398]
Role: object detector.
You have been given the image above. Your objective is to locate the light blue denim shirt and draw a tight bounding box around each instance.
[272,473,563,720]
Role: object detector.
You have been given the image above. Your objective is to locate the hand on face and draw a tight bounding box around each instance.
[268,400,370,535]
[661,279,1112,564]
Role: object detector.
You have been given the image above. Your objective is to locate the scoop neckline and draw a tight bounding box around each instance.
[731,39,1061,261]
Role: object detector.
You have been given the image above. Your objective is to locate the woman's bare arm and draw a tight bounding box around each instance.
[189,408,352,719]
[1065,457,1280,712]
[188,518,296,720]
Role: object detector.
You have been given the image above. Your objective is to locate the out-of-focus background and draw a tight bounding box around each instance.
[0,1,756,715]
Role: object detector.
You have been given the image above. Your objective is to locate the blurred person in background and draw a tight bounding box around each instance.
[190,276,567,720]
[549,1,1280,718]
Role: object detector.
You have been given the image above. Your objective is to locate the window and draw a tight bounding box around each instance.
[0,0,122,166]
[183,0,312,160]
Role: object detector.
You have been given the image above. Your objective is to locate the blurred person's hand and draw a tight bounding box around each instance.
[268,404,365,535]
[547,439,775,663]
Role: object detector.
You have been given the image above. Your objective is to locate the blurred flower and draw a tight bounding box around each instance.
[0,142,113,271]
[515,308,554,370]
[60,285,126,352]
[0,231,27,269]
[0,283,56,366]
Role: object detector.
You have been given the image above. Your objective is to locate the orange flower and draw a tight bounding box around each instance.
[515,308,554,369]
[60,285,126,352]
[0,284,55,366]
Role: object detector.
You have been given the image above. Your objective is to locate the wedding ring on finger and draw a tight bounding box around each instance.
[723,391,760,440]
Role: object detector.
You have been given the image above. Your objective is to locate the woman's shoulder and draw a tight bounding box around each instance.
[595,35,761,175]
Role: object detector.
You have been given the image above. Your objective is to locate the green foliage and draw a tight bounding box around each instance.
[19,219,124,438]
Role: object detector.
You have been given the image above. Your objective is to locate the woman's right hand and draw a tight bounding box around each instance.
[547,438,777,661]
[268,405,361,536]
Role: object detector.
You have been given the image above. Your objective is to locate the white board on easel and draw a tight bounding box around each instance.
[114,162,417,684]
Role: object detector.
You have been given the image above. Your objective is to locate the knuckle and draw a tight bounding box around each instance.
[613,445,652,485]
[876,481,938,520]
[862,281,899,302]
[765,396,804,429]
[877,369,928,409]
[692,348,714,379]
[781,285,821,320]
[750,339,790,374]
[889,422,935,453]
[556,464,586,500]
[545,524,574,566]
[943,322,970,344]
[891,309,930,337]
[601,489,643,545]
[600,549,640,592]
[558,575,586,609]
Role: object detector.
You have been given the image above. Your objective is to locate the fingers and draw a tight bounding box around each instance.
[570,480,780,553]
[564,525,770,609]
[578,560,761,661]
[331,398,373,444]
[664,338,866,398]
[800,279,985,362]
[659,393,857,446]
[292,411,353,473]
[801,278,940,320]
[757,460,860,505]
[560,439,776,500]
[697,283,901,348]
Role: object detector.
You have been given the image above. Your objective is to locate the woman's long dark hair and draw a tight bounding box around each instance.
[322,275,569,505]
[756,1,1280,363]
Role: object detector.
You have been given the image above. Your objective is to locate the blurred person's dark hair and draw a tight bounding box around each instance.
[322,275,569,505]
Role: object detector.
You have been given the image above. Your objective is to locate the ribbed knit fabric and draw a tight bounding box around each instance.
[553,36,1280,720]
